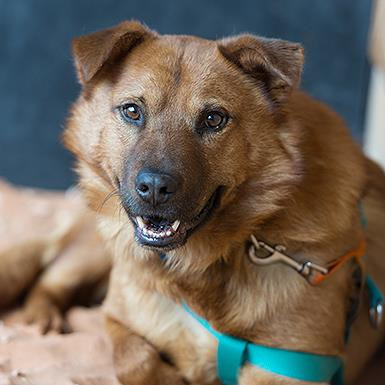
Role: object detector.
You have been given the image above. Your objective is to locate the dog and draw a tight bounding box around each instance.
[64,20,385,385]
[0,181,110,332]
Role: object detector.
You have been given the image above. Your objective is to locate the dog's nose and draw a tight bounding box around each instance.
[135,170,179,206]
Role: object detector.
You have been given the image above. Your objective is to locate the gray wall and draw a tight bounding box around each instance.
[0,0,372,189]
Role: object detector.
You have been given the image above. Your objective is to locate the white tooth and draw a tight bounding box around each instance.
[166,230,172,237]
[148,230,155,237]
[136,216,145,229]
[171,220,180,231]
[159,231,166,238]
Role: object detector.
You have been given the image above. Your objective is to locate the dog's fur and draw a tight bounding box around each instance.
[64,21,385,384]
[0,183,110,332]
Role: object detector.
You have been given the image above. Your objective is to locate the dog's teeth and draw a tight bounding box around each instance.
[139,218,179,240]
[171,220,180,231]
[136,216,145,229]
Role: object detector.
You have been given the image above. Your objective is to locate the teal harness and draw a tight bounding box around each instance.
[184,304,344,384]
[184,275,384,385]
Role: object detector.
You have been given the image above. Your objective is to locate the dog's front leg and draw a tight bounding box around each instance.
[238,365,328,385]
[106,315,188,385]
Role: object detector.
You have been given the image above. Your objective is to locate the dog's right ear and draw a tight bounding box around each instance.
[72,20,156,85]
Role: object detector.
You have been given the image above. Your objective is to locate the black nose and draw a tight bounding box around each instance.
[135,170,179,206]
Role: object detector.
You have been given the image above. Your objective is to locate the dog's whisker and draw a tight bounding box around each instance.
[117,204,125,223]
[97,189,120,214]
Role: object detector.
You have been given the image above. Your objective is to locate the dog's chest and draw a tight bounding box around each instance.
[104,265,218,382]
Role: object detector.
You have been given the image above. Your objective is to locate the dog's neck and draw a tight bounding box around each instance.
[161,211,360,354]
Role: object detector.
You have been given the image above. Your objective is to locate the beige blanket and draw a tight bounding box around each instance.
[0,308,119,385]
[0,307,384,385]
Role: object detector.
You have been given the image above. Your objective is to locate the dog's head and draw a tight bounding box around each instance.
[65,21,304,253]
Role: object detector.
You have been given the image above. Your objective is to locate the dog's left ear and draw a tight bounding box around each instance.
[218,34,304,103]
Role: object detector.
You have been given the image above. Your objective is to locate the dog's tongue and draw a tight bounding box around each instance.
[148,216,171,227]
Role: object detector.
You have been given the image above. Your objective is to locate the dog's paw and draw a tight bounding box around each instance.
[117,365,189,385]
[18,300,67,334]
[115,352,189,385]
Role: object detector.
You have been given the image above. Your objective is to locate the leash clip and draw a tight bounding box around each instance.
[249,235,328,284]
[369,302,383,329]
[366,275,384,329]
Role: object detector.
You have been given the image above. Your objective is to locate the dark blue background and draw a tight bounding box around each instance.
[0,0,372,189]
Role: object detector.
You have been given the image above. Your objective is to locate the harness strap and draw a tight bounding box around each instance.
[218,334,247,385]
[183,304,344,385]
[178,207,383,385]
[183,274,384,385]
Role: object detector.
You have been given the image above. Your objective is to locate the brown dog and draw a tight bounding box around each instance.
[64,21,385,385]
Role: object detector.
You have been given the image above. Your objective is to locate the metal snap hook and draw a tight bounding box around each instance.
[369,301,383,329]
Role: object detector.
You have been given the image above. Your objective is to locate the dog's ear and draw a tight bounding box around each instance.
[72,20,156,85]
[218,34,304,103]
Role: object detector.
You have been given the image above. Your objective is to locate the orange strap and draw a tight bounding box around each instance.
[310,239,367,285]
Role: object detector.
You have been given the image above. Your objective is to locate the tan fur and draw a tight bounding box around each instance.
[0,184,110,333]
[65,21,385,384]
[21,212,110,332]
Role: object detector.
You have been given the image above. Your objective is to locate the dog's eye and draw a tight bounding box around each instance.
[204,111,228,131]
[120,103,142,122]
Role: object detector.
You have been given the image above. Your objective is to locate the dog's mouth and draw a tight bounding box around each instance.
[132,187,223,250]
